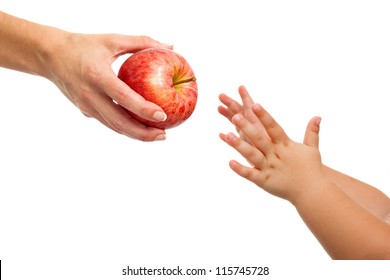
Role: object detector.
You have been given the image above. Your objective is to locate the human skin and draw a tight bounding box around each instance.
[0,10,172,141]
[218,85,390,259]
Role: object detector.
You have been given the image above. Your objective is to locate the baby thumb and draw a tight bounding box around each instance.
[304,116,321,147]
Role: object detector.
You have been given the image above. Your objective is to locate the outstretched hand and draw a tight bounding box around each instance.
[219,86,325,204]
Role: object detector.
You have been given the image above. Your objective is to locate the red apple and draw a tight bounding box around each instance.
[118,48,198,129]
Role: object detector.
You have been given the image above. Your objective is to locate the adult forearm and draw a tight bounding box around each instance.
[323,165,390,220]
[0,11,64,77]
[294,178,390,259]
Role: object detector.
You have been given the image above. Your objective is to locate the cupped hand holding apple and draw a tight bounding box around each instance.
[21,28,173,141]
[44,34,174,142]
[118,48,198,130]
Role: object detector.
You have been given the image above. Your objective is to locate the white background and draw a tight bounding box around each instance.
[1,0,390,279]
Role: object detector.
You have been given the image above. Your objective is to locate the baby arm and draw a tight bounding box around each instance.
[219,86,390,222]
[219,86,390,259]
[323,166,390,223]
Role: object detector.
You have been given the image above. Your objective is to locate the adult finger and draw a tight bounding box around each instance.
[89,90,166,141]
[100,72,167,123]
[112,35,173,55]
[82,106,123,134]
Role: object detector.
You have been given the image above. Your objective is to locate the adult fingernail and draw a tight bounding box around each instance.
[153,111,167,122]
[154,134,166,141]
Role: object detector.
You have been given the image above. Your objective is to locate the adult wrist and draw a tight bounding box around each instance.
[34,27,70,80]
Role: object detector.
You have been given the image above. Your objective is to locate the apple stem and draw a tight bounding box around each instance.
[173,76,196,86]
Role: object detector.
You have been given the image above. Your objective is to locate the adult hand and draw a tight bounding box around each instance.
[42,33,172,141]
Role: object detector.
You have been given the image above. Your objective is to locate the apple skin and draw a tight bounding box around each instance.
[118,48,198,129]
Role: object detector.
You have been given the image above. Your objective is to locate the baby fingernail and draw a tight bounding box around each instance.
[153,111,167,122]
[232,114,242,122]
[227,132,237,141]
[252,103,262,110]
